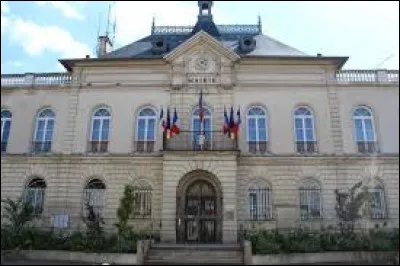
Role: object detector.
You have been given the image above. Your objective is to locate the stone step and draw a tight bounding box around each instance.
[147,254,243,260]
[144,259,243,265]
[151,243,241,251]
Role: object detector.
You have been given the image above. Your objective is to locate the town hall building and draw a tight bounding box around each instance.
[1,1,399,244]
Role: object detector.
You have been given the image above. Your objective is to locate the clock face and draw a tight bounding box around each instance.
[195,56,209,71]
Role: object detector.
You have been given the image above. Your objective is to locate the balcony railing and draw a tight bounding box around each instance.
[163,131,237,151]
[88,141,108,153]
[1,72,71,87]
[335,70,399,83]
[357,141,379,154]
[296,141,318,154]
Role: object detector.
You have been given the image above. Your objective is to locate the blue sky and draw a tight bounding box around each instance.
[1,1,399,74]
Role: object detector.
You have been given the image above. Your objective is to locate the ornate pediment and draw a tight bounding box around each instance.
[166,31,238,89]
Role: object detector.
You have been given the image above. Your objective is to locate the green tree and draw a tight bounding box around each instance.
[115,185,135,237]
[1,197,34,235]
[334,181,371,238]
[1,197,35,250]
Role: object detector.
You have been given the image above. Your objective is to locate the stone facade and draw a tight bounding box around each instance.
[1,3,399,244]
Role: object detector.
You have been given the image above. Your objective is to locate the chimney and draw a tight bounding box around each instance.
[97,35,113,58]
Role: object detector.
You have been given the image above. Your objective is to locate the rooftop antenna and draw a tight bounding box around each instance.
[111,1,116,46]
[258,14,262,34]
[375,53,394,69]
[94,13,102,57]
[151,16,155,35]
[106,3,111,37]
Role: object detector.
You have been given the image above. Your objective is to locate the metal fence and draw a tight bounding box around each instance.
[164,131,237,151]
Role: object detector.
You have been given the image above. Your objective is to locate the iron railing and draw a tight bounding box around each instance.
[357,141,379,154]
[88,141,109,153]
[134,141,155,153]
[31,141,52,153]
[296,141,318,154]
[163,131,238,151]
[248,141,269,154]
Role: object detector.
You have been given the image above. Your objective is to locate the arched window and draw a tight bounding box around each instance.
[247,107,268,154]
[370,182,387,219]
[83,179,106,216]
[248,182,272,220]
[299,179,321,220]
[1,110,12,153]
[294,106,317,153]
[89,108,110,153]
[132,180,152,218]
[192,106,212,150]
[353,106,377,153]
[33,109,55,153]
[136,107,156,153]
[24,178,46,215]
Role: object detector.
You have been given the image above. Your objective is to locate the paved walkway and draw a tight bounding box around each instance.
[2,259,97,265]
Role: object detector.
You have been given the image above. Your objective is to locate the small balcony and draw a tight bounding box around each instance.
[163,131,238,151]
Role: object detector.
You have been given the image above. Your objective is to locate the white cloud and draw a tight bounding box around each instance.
[1,1,10,34]
[35,1,84,20]
[2,60,23,68]
[8,17,92,58]
[1,1,9,13]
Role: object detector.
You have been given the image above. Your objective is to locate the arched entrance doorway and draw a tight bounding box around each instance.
[176,171,222,243]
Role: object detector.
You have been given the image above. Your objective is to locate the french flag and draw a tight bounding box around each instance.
[171,107,180,136]
[223,106,229,134]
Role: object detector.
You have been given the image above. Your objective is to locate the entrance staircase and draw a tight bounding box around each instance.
[143,243,244,265]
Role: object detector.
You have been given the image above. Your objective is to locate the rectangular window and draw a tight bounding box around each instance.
[24,188,45,215]
[248,188,272,220]
[299,188,321,220]
[371,189,386,219]
[133,188,152,218]
[1,120,11,152]
[83,189,105,216]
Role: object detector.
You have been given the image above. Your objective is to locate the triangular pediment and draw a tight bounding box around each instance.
[164,30,240,63]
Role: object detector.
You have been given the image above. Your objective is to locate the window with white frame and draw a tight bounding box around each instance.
[370,183,387,219]
[136,108,156,152]
[353,106,377,153]
[24,178,46,215]
[299,180,321,220]
[192,107,212,150]
[89,108,111,153]
[1,110,12,153]
[248,184,272,220]
[33,109,55,153]
[132,182,152,218]
[294,106,317,153]
[83,179,106,217]
[247,107,268,154]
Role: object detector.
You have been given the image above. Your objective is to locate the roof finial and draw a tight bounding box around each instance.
[151,16,155,35]
[258,14,262,34]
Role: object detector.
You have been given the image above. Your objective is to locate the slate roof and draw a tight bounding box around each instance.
[103,27,308,59]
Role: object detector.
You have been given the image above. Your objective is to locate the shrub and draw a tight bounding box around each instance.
[245,229,399,254]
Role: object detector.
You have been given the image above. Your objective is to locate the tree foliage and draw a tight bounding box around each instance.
[334,181,371,237]
[115,185,136,237]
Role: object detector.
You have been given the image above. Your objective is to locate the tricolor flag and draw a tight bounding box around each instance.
[232,106,241,138]
[166,107,171,139]
[199,89,204,123]
[159,107,165,130]
[171,107,180,136]
[229,106,235,139]
[223,106,229,134]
